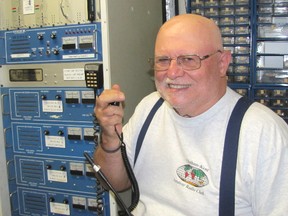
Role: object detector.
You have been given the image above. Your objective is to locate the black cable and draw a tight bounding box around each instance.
[114,129,140,213]
[83,152,133,216]
[89,96,139,215]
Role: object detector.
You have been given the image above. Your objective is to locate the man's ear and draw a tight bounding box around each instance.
[219,50,232,77]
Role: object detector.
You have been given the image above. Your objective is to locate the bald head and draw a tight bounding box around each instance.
[156,14,223,53]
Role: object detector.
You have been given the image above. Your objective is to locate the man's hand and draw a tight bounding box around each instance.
[94,84,125,149]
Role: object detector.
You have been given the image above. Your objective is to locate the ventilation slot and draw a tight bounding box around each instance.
[20,160,45,183]
[15,92,39,117]
[18,126,42,150]
[23,191,47,215]
[9,35,30,55]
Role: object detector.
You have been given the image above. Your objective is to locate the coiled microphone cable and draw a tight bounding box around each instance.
[84,127,139,216]
[115,128,140,215]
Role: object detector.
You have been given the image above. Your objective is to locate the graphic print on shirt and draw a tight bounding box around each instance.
[176,164,209,187]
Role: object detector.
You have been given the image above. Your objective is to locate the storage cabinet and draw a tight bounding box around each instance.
[186,0,288,123]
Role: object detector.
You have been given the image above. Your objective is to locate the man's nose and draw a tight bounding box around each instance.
[166,59,184,78]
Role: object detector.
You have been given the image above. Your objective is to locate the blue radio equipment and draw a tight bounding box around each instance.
[0,23,114,216]
[1,86,115,216]
[4,24,102,64]
[0,1,163,215]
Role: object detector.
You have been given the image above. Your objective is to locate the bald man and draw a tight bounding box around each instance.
[94,14,288,215]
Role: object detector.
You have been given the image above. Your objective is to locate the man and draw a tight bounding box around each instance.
[94,14,288,215]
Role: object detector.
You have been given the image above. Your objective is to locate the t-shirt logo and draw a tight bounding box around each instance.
[176,164,209,187]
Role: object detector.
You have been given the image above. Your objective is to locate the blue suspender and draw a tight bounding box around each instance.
[134,97,164,165]
[219,97,253,216]
[134,96,253,215]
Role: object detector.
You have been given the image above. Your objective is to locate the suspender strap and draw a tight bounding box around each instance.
[134,97,164,165]
[219,97,253,216]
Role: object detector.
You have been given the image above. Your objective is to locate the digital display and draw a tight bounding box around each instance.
[9,69,43,82]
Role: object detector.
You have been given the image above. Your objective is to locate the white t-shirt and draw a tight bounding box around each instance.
[123,87,288,216]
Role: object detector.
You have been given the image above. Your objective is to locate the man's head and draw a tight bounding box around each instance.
[154,14,231,117]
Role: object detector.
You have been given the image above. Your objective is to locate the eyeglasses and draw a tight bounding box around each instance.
[149,50,222,72]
